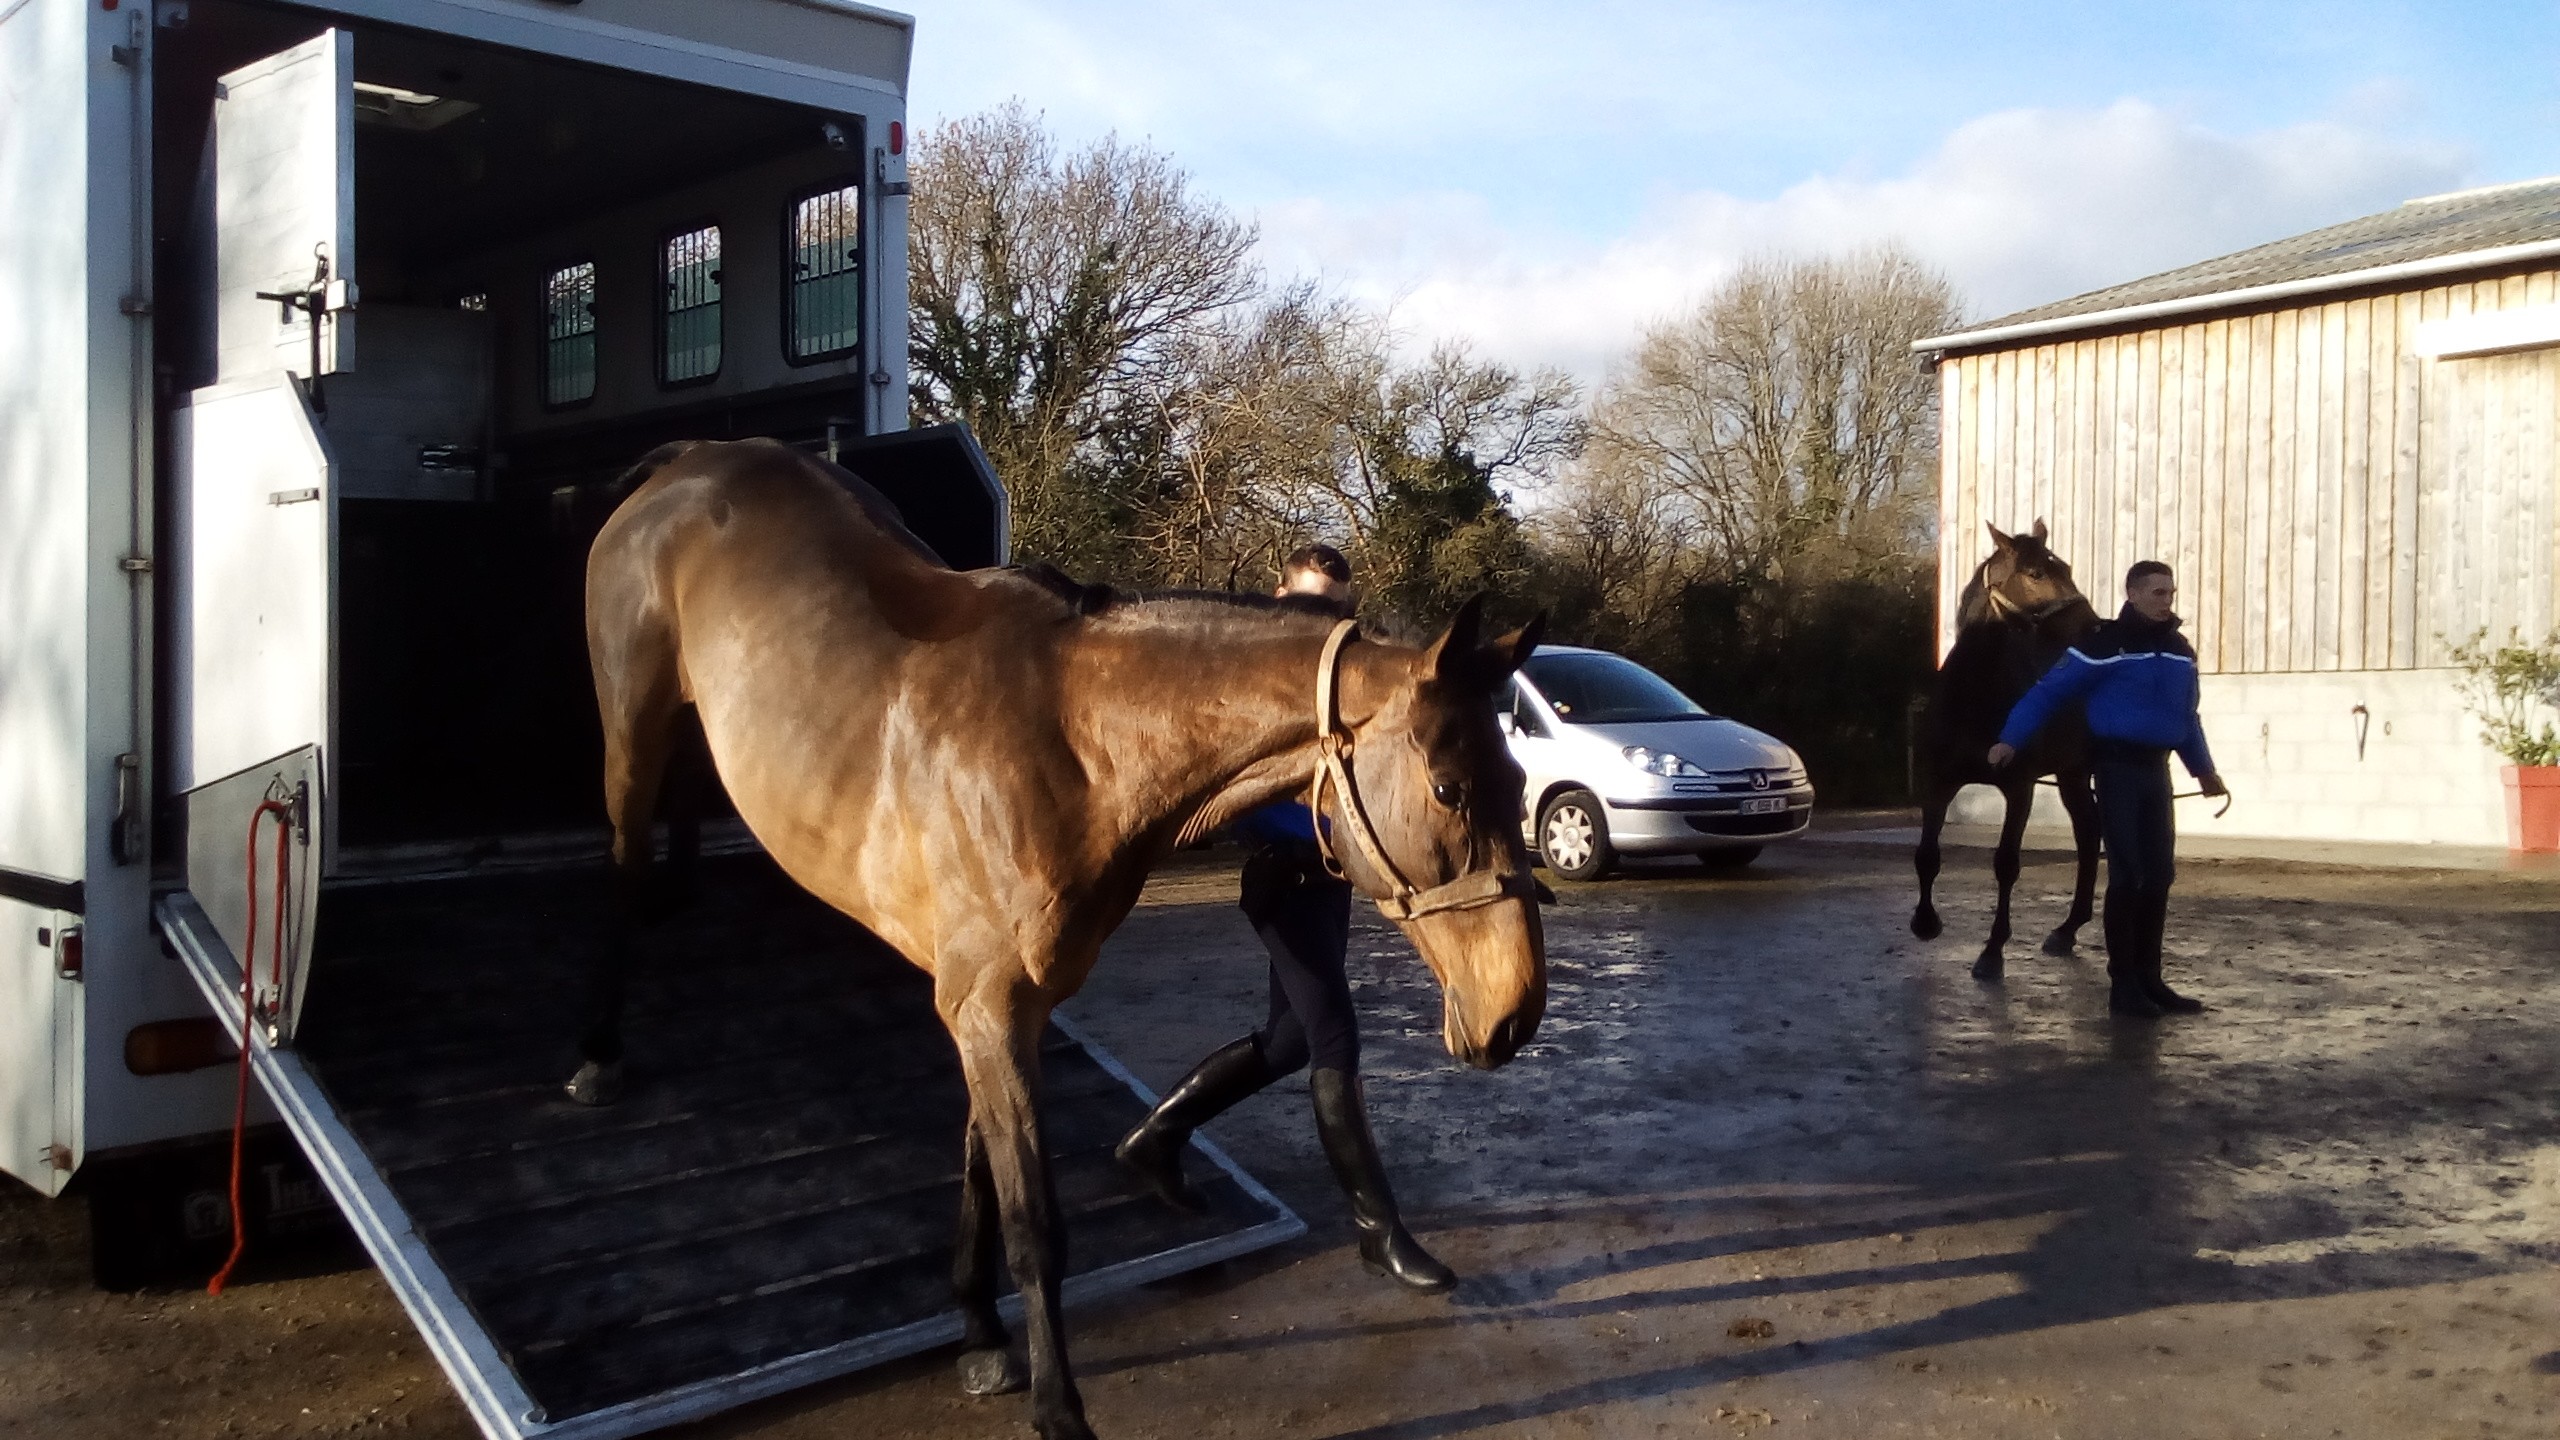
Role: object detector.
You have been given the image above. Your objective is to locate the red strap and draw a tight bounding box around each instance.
[209,799,293,1297]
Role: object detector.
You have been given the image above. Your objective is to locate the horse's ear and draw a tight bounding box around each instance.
[2031,517,2049,542]
[1488,612,1546,676]
[1985,522,2014,552]
[1425,593,1490,684]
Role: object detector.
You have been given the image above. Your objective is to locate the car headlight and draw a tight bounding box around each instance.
[1622,746,1708,777]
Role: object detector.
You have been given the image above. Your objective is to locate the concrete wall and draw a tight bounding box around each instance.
[1953,666,2511,847]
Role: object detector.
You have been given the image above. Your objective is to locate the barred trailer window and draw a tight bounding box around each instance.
[660,224,723,384]
[542,261,596,406]
[788,183,860,361]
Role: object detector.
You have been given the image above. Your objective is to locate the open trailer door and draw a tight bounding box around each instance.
[164,29,358,1049]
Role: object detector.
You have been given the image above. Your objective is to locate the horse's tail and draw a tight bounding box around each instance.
[609,440,705,501]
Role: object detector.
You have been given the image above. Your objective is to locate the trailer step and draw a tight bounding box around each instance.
[157,856,1300,1440]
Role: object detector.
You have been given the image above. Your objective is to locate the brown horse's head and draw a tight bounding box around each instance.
[1975,520,2083,622]
[1320,596,1548,1071]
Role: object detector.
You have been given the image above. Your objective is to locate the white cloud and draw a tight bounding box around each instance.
[1252,100,2470,386]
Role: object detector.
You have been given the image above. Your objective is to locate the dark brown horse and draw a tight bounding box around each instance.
[577,438,1547,1440]
[1910,521,2101,980]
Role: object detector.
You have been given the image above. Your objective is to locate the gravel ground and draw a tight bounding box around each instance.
[5,836,2558,1440]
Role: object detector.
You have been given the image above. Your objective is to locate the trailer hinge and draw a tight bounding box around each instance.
[119,553,153,573]
[119,294,152,317]
[109,7,146,65]
[110,753,143,866]
[40,1144,73,1173]
[54,925,83,983]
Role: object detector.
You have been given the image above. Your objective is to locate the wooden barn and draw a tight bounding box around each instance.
[1915,177,2560,846]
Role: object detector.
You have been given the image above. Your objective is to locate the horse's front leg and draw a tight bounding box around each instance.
[2043,768,2099,956]
[950,996,1092,1440]
[952,1118,1028,1396]
[1976,779,2034,981]
[1911,777,1956,941]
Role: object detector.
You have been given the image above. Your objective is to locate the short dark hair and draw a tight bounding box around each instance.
[1281,543,1351,585]
[2125,559,2173,588]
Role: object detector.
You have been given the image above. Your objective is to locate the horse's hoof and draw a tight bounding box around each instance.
[2040,931,2079,957]
[564,1060,625,1107]
[955,1347,1026,1397]
[1971,953,2005,982]
[1910,909,1943,941]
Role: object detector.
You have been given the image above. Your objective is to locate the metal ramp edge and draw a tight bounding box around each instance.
[156,890,1306,1440]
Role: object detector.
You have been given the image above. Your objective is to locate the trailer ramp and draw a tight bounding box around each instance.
[159,853,1300,1440]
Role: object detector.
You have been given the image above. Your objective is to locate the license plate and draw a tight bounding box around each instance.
[1738,796,1786,815]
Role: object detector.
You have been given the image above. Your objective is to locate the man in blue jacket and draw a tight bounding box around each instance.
[1989,560,2230,1017]
[1113,545,1456,1292]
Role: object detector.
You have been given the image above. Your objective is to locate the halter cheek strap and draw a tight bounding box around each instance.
[1307,619,1540,923]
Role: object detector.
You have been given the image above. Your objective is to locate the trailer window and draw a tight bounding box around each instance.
[542,261,597,407]
[660,224,723,385]
[787,182,860,362]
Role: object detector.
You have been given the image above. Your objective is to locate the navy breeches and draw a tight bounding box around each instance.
[1238,844,1360,1075]
[2093,751,2176,897]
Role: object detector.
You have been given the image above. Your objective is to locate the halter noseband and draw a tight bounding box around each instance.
[1307,619,1540,923]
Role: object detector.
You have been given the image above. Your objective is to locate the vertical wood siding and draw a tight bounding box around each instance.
[1938,267,2560,671]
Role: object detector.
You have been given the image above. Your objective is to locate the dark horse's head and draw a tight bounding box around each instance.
[1962,519,2086,627]
[1320,596,1548,1070]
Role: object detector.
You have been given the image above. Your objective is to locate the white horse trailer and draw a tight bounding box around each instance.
[0,3,1299,1436]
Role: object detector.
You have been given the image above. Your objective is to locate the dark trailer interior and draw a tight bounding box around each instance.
[151,0,1000,853]
[134,9,1294,1439]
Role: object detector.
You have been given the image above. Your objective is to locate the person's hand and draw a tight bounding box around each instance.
[1986,743,2017,768]
[2199,773,2229,798]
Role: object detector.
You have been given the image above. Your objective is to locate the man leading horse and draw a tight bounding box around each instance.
[1991,559,2230,1017]
[1115,544,1457,1292]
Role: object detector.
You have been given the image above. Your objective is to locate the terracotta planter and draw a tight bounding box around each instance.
[2502,765,2560,852]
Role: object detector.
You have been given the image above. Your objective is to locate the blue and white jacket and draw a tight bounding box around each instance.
[1999,607,2218,778]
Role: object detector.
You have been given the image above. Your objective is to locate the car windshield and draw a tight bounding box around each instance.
[1520,653,1714,724]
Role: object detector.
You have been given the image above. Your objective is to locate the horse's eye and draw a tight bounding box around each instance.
[1432,782,1466,809]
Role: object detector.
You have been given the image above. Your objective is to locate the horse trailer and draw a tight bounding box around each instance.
[0,3,1300,1436]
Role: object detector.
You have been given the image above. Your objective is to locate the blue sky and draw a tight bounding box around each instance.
[909,2,2559,381]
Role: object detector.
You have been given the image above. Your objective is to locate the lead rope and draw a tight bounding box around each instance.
[208,797,295,1296]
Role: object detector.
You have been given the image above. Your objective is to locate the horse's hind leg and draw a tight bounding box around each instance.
[1975,781,2034,982]
[569,606,685,1107]
[1911,778,1956,940]
[2042,769,2099,956]
[952,1119,1028,1397]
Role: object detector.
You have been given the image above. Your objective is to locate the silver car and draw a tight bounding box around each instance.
[1501,645,1815,880]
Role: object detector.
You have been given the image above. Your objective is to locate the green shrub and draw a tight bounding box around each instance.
[2448,628,2560,767]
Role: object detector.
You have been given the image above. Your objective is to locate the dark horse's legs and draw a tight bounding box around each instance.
[1909,776,1959,941]
[1973,778,2037,981]
[2041,768,2100,956]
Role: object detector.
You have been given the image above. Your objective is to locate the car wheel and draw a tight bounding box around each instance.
[1539,789,1615,881]
[1697,845,1763,871]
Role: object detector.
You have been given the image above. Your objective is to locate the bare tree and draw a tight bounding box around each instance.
[908,103,1260,573]
[1586,246,1960,581]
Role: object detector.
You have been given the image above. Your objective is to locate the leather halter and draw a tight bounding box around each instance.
[1307,619,1539,923]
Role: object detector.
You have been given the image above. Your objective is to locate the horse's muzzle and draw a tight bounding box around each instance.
[1463,1010,1537,1070]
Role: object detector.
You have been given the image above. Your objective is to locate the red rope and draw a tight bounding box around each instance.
[209,798,294,1297]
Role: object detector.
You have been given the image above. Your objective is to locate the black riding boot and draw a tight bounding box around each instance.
[1309,1068,1456,1293]
[2136,889,2204,1013]
[1114,1036,1278,1212]
[2103,896,2163,1018]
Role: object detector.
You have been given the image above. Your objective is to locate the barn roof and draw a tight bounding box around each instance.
[1916,176,2560,353]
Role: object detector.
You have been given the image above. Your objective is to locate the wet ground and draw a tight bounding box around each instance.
[6,835,2560,1438]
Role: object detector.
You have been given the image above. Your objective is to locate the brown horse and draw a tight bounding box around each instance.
[577,438,1547,1440]
[1910,521,2101,980]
